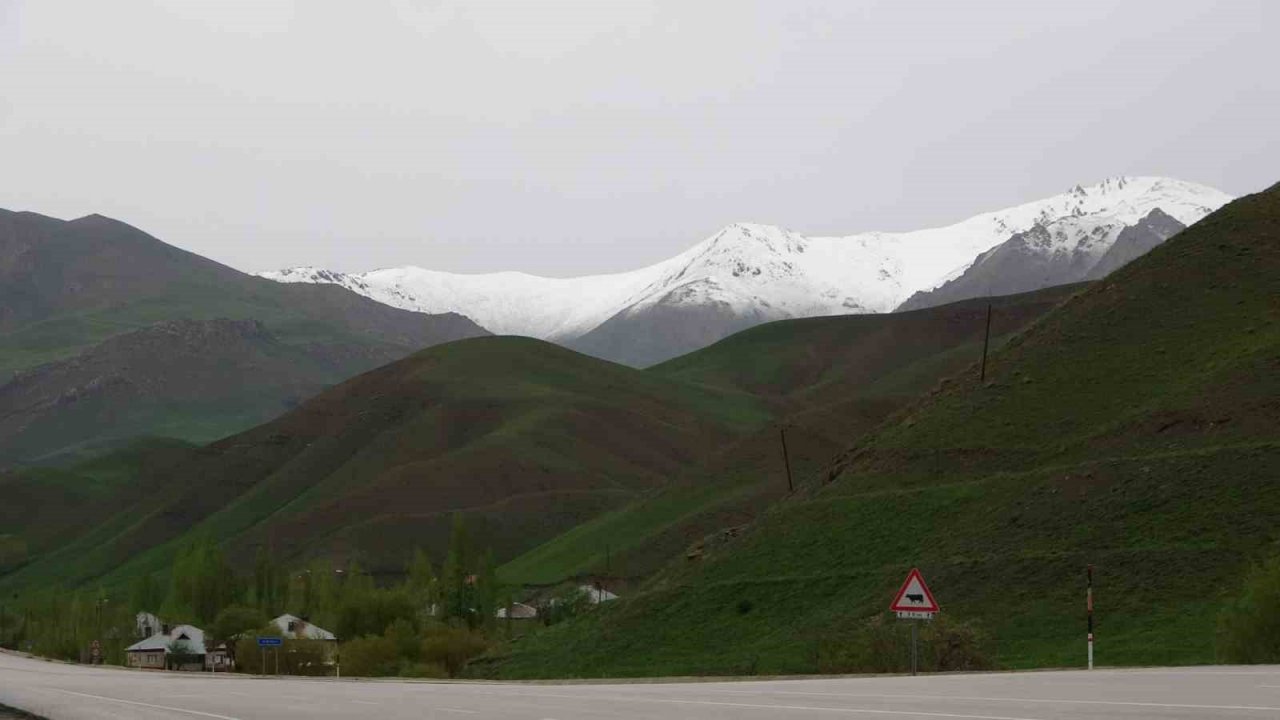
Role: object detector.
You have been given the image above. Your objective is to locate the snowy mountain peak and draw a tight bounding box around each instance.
[259,176,1232,362]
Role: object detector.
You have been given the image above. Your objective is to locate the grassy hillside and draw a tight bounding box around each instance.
[494,182,1280,677]
[499,286,1078,586]
[0,337,769,595]
[0,319,377,465]
[0,210,486,464]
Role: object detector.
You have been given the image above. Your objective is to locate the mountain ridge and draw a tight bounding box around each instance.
[0,208,488,465]
[261,176,1231,365]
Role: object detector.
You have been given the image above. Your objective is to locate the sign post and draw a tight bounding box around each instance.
[890,568,940,676]
[257,636,282,676]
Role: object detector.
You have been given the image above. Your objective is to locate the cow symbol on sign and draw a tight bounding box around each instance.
[890,568,940,617]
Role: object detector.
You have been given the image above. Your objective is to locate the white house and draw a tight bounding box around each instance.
[579,584,618,604]
[125,624,230,671]
[271,614,337,641]
[135,611,164,638]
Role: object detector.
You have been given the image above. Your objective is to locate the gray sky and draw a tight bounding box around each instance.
[2,1,1276,277]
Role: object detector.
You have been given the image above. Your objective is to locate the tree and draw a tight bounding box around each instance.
[130,573,163,616]
[252,548,283,616]
[406,548,437,620]
[440,515,473,624]
[161,536,237,625]
[210,605,269,668]
[166,638,202,670]
[474,550,498,630]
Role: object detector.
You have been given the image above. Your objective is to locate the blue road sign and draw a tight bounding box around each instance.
[257,637,283,646]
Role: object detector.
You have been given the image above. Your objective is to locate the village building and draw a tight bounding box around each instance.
[125,624,229,671]
[271,613,337,642]
[496,602,538,619]
[579,584,619,604]
[268,614,338,672]
[135,611,164,638]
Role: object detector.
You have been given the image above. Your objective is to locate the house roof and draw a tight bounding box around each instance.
[271,613,337,641]
[497,602,538,619]
[579,584,619,603]
[125,624,206,654]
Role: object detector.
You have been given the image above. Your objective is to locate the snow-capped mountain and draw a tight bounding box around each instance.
[897,206,1189,312]
[261,176,1232,366]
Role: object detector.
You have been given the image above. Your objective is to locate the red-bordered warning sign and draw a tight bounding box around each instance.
[890,567,940,617]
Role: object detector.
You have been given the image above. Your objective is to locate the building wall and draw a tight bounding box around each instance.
[127,651,165,669]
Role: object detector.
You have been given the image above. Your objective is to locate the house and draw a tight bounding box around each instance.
[271,614,337,642]
[496,602,538,620]
[269,614,338,671]
[126,624,213,671]
[135,611,164,638]
[579,584,618,604]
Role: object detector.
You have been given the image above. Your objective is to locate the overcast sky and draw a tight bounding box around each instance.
[2,1,1276,276]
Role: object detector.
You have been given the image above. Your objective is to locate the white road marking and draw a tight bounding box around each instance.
[439,709,480,715]
[503,691,1045,720]
[715,688,1280,713]
[351,699,380,705]
[52,689,243,719]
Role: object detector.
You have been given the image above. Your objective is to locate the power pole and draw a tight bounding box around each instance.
[779,427,795,494]
[980,303,993,383]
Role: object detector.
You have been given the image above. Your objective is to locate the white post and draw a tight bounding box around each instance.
[1087,565,1095,670]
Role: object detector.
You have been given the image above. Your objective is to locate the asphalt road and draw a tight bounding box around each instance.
[3,651,1280,720]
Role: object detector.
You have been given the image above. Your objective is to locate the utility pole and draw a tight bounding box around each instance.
[779,426,795,494]
[1087,565,1095,670]
[980,303,993,383]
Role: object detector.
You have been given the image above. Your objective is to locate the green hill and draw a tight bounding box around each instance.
[0,337,769,594]
[499,286,1078,586]
[495,182,1280,677]
[0,209,486,464]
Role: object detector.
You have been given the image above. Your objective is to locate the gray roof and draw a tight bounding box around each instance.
[272,614,336,641]
[125,624,206,654]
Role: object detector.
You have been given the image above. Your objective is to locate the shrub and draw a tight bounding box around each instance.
[924,615,992,671]
[385,618,421,663]
[398,661,448,678]
[339,635,400,677]
[816,613,993,673]
[421,626,490,677]
[1217,556,1280,663]
[280,639,332,676]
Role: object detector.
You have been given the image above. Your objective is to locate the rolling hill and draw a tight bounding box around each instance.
[0,337,770,594]
[0,209,486,465]
[495,181,1280,678]
[498,285,1080,586]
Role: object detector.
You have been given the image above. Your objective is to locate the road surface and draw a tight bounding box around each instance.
[3,651,1280,719]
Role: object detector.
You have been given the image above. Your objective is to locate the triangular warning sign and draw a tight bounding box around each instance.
[890,567,940,613]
